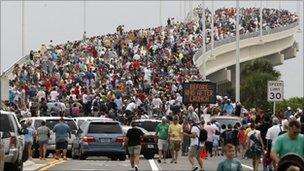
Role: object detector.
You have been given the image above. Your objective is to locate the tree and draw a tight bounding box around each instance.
[276,97,304,113]
[240,59,281,111]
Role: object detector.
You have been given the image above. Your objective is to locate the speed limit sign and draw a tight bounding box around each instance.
[268,81,284,101]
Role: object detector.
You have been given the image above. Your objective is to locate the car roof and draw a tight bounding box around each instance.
[134,119,161,122]
[74,116,112,121]
[0,110,16,115]
[21,116,75,121]
[210,116,241,120]
[85,119,118,124]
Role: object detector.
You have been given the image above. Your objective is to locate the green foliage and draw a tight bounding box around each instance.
[240,59,281,111]
[276,97,304,113]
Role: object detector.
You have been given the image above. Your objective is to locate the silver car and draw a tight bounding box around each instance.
[0,110,25,171]
[20,117,78,157]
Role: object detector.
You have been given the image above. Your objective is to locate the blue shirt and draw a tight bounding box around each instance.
[223,103,234,114]
[53,122,70,142]
[24,127,35,143]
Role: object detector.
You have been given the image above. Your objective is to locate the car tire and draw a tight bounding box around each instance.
[6,156,23,171]
[143,153,154,159]
[119,155,126,161]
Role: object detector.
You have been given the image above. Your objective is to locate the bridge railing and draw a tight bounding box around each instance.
[194,21,299,62]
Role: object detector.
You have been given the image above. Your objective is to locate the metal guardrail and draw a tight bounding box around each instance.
[1,55,30,77]
[194,21,299,62]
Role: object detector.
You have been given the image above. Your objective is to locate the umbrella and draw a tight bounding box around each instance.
[133,54,140,60]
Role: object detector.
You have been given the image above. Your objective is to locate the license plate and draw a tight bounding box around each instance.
[148,145,154,148]
[99,138,111,143]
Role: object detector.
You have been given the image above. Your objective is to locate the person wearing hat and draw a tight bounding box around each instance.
[155,116,169,163]
[271,120,304,170]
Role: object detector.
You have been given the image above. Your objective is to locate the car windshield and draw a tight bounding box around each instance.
[214,118,240,127]
[0,114,14,132]
[88,122,122,134]
[46,119,78,130]
[135,121,160,132]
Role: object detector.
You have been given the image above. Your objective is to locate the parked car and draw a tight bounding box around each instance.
[0,110,25,171]
[133,119,161,134]
[210,116,242,128]
[71,119,126,160]
[133,119,172,158]
[73,116,113,127]
[121,125,158,159]
[20,116,78,158]
[0,132,5,171]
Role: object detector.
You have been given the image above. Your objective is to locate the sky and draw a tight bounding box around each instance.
[0,1,303,99]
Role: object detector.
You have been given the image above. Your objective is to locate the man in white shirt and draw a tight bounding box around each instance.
[50,88,59,101]
[184,120,205,171]
[152,95,163,117]
[266,117,282,149]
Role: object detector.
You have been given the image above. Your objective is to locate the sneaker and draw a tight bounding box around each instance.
[170,159,175,163]
[174,160,177,164]
[134,165,138,171]
[191,166,199,171]
[63,156,67,160]
[157,159,161,163]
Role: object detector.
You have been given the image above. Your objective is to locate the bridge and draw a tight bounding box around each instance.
[193,21,300,95]
[0,20,300,102]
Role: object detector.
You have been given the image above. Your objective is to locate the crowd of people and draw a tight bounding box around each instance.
[2,6,303,171]
[4,7,299,123]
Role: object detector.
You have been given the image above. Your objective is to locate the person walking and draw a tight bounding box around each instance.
[169,115,183,164]
[245,123,265,171]
[125,121,145,171]
[53,117,71,160]
[204,122,215,157]
[271,120,304,170]
[184,120,205,171]
[155,116,169,163]
[36,121,51,160]
[24,119,36,160]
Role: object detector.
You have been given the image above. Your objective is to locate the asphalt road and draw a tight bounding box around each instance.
[35,155,262,171]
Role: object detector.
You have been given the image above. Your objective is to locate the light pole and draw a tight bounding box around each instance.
[235,0,240,103]
[22,0,25,57]
[159,0,162,26]
[259,0,263,43]
[210,0,215,59]
[83,0,87,38]
[202,0,207,80]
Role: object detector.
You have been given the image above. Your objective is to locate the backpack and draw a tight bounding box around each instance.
[196,125,208,143]
[224,130,234,144]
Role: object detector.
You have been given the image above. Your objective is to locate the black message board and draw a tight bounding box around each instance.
[182,81,217,104]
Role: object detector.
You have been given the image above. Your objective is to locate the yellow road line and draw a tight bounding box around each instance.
[38,159,66,171]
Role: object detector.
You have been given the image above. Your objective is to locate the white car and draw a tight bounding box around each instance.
[73,116,113,127]
[20,117,78,157]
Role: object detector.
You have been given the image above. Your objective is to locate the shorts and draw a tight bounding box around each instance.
[128,145,141,155]
[170,140,181,151]
[189,145,203,158]
[39,140,49,146]
[25,141,33,146]
[56,141,68,150]
[158,139,168,151]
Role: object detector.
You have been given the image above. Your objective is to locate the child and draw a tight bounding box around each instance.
[213,130,220,156]
[217,144,243,171]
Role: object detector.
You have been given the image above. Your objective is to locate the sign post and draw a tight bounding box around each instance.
[267,80,284,115]
[182,81,216,119]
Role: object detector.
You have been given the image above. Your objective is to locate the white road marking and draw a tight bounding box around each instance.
[149,159,159,171]
[241,164,253,170]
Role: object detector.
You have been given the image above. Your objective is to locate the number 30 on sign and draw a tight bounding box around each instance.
[267,81,284,102]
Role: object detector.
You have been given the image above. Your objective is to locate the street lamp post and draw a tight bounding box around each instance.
[259,0,263,43]
[235,0,240,103]
[22,0,25,57]
[202,0,207,80]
